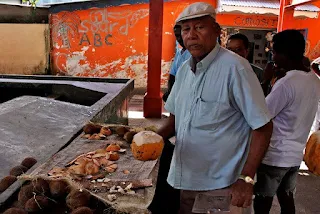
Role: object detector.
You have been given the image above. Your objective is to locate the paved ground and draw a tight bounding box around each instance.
[128,94,320,214]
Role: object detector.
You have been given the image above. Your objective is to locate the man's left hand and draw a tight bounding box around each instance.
[230,179,254,208]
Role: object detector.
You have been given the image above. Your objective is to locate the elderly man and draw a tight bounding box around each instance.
[157,2,273,214]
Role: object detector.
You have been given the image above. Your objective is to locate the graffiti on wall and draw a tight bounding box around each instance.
[51,12,81,48]
[52,9,149,48]
[78,9,149,47]
[233,16,278,29]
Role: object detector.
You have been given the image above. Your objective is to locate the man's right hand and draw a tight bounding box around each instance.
[162,91,169,102]
[263,62,275,82]
[157,114,175,141]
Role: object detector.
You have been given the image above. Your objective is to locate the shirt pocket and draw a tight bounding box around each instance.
[191,99,221,131]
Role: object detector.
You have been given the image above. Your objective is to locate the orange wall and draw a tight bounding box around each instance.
[50,0,278,88]
[282,10,320,61]
[51,1,197,88]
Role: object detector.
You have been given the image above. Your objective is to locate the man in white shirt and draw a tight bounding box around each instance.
[254,30,320,214]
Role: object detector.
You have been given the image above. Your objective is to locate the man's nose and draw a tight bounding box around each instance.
[186,28,197,39]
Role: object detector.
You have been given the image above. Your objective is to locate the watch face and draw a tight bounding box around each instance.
[245,177,252,183]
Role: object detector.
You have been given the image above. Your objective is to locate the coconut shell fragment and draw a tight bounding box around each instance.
[108,152,120,161]
[106,144,121,152]
[100,127,112,136]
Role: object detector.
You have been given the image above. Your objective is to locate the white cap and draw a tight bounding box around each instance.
[176,2,216,24]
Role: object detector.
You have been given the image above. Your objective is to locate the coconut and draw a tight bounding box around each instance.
[10,165,28,176]
[0,176,17,192]
[71,207,94,214]
[66,190,91,210]
[31,178,50,195]
[100,127,112,136]
[21,157,37,169]
[49,180,70,198]
[25,195,50,212]
[3,208,27,214]
[18,184,34,206]
[115,127,129,137]
[123,131,137,144]
[83,124,102,134]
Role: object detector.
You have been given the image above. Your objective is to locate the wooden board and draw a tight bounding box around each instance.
[30,134,158,193]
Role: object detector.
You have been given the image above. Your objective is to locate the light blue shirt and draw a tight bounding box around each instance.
[170,42,191,76]
[165,44,271,191]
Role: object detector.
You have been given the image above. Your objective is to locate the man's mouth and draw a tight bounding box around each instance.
[188,44,201,50]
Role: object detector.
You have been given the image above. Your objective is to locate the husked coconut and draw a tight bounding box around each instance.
[49,180,70,198]
[3,208,27,214]
[83,124,102,134]
[0,176,17,192]
[18,184,34,206]
[21,157,37,169]
[71,207,94,214]
[66,189,91,210]
[25,195,50,212]
[10,165,28,176]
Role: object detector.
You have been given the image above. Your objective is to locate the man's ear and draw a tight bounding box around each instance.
[245,49,250,59]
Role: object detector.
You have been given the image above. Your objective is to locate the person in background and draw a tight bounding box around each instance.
[163,25,191,102]
[265,31,275,62]
[226,33,264,83]
[254,30,320,214]
[159,2,273,213]
[261,56,310,97]
[261,61,287,96]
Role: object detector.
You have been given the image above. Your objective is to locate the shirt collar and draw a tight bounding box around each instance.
[189,43,221,73]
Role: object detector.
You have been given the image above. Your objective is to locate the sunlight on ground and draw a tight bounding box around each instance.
[298,162,310,176]
[300,161,308,170]
[128,110,170,119]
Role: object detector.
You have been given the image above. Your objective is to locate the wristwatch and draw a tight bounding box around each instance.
[238,175,255,185]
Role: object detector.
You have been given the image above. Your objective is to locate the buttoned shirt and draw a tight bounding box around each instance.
[165,44,271,191]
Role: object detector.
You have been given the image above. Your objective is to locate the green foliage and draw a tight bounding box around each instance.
[22,0,38,9]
